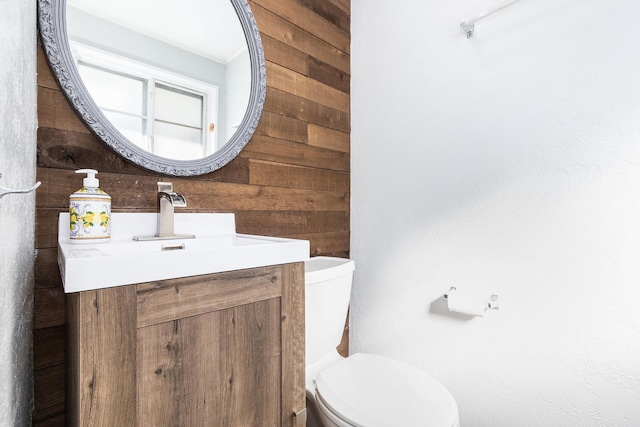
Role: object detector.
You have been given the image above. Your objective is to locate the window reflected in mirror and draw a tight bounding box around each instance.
[74,44,219,160]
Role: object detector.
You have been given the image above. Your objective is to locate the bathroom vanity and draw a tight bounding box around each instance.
[58,213,309,426]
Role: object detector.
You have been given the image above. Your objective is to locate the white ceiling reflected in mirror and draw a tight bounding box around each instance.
[38,0,266,176]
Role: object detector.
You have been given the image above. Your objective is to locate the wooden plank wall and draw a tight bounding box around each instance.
[33,0,350,424]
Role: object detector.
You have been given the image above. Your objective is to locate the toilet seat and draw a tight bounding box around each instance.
[315,353,459,427]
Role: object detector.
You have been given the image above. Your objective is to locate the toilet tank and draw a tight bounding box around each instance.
[305,256,355,365]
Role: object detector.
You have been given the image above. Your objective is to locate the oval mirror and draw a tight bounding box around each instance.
[38,0,266,176]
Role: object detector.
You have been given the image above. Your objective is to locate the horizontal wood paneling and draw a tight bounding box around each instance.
[33,414,64,427]
[36,47,59,91]
[36,168,349,212]
[309,56,350,94]
[37,86,90,135]
[250,2,349,73]
[267,62,349,112]
[248,159,349,190]
[33,325,65,370]
[240,133,349,171]
[235,210,348,236]
[33,0,350,423]
[33,364,65,423]
[257,109,310,143]
[35,247,62,287]
[34,287,65,329]
[300,231,350,255]
[262,34,309,76]
[36,209,65,249]
[264,87,350,133]
[331,0,350,14]
[308,123,350,152]
[297,0,350,34]
[252,0,350,54]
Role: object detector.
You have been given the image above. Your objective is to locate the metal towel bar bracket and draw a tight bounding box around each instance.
[0,177,41,200]
[460,0,527,38]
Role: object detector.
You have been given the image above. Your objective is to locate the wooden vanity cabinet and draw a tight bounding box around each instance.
[66,263,306,427]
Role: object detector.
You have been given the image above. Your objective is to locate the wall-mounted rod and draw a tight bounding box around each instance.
[0,179,41,200]
[460,0,527,38]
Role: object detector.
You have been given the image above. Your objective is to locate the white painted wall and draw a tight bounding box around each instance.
[0,0,37,425]
[351,0,640,425]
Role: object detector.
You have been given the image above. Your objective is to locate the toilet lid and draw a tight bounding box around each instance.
[315,353,459,427]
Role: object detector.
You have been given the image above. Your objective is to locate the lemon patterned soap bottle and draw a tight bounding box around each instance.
[69,169,111,243]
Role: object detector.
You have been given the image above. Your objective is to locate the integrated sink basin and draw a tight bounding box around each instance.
[58,212,310,293]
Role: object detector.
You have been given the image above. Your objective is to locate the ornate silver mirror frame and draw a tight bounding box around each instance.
[37,0,266,176]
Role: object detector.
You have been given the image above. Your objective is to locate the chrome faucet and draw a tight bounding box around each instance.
[133,182,194,241]
[157,182,187,237]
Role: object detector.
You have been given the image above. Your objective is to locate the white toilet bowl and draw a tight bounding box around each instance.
[305,257,460,427]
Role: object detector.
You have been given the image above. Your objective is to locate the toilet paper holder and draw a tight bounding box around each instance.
[444,287,499,310]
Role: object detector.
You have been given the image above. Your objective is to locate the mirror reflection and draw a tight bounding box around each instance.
[66,0,252,161]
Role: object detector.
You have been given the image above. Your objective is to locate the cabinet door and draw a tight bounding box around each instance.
[137,298,283,426]
[67,286,138,427]
[67,263,305,427]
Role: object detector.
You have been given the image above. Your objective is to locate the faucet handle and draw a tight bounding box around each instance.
[157,182,173,192]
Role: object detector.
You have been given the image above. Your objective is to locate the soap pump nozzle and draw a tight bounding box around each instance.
[76,169,99,188]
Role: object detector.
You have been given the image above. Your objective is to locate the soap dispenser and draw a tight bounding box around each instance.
[69,169,111,243]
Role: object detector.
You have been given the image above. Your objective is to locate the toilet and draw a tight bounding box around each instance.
[305,256,460,427]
